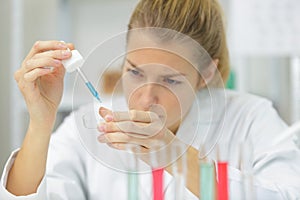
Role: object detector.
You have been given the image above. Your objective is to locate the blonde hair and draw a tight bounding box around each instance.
[128,0,230,84]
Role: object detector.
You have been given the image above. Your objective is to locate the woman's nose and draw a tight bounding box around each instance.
[139,83,159,110]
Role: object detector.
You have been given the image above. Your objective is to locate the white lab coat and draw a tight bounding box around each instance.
[1,89,300,200]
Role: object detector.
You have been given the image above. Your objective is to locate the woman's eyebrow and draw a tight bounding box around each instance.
[126,58,186,77]
[126,59,144,72]
[163,73,186,78]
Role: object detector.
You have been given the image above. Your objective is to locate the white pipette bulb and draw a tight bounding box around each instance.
[62,50,84,72]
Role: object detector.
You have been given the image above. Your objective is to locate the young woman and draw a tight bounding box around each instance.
[1,0,300,199]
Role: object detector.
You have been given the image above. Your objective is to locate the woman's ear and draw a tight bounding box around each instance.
[196,59,219,90]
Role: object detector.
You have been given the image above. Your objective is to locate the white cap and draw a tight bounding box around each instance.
[62,50,84,73]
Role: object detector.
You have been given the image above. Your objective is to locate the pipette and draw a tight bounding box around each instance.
[62,49,101,103]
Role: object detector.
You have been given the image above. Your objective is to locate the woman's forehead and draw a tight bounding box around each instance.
[126,48,198,74]
[126,28,211,72]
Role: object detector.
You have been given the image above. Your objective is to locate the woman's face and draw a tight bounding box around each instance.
[122,48,200,133]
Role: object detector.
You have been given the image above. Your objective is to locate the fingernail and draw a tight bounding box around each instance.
[58,40,67,48]
[99,107,106,115]
[62,50,71,57]
[54,59,61,66]
[98,135,105,142]
[34,41,40,48]
[97,125,105,132]
[105,115,113,121]
[57,43,67,49]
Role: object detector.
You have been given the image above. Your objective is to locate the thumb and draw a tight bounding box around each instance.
[98,107,113,122]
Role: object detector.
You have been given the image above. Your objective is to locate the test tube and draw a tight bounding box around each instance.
[171,142,187,200]
[125,144,140,200]
[152,168,164,200]
[199,155,215,200]
[216,143,229,200]
[239,141,256,200]
[150,141,166,200]
[200,160,215,200]
[128,172,138,200]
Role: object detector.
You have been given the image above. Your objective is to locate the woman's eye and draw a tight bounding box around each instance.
[164,78,181,85]
[128,69,142,77]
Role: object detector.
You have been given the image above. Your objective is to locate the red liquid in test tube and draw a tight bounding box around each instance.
[150,141,165,200]
[152,168,164,200]
[217,161,228,200]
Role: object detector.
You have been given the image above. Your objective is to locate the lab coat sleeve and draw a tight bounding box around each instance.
[0,113,88,200]
[44,112,88,200]
[248,99,300,199]
[0,149,47,200]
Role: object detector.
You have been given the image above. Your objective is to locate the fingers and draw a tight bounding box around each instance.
[99,107,114,121]
[97,107,167,150]
[32,49,72,60]
[97,132,151,148]
[98,121,164,137]
[115,110,158,122]
[14,69,23,83]
[67,43,75,50]
[23,57,63,73]
[23,49,72,72]
[99,107,159,123]
[23,67,54,82]
[17,41,74,84]
[16,41,74,83]
[26,41,68,60]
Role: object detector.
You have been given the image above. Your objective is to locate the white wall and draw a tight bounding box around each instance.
[227,0,300,124]
[0,0,12,173]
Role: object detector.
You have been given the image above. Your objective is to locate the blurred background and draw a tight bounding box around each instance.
[0,0,299,173]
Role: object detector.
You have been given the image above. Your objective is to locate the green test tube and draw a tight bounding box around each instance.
[126,144,140,200]
[128,171,139,200]
[200,161,215,200]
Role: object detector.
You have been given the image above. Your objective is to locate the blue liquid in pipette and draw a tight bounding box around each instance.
[75,67,101,102]
[85,82,102,103]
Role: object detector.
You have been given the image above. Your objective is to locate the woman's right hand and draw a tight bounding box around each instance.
[14,40,74,131]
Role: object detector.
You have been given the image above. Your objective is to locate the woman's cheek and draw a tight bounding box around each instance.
[162,95,181,124]
[123,83,138,106]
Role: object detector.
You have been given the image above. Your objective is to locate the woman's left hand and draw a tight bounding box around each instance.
[97,107,175,151]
